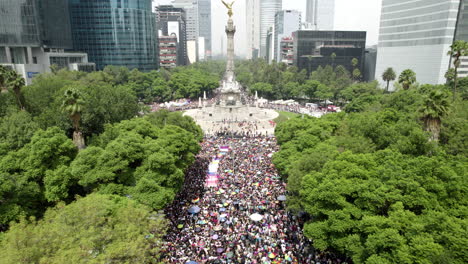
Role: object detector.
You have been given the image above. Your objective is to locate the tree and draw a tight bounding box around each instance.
[331,52,337,68]
[0,194,167,264]
[382,67,396,92]
[351,58,361,81]
[0,65,11,94]
[398,69,416,90]
[447,40,468,100]
[419,87,450,141]
[62,88,85,149]
[352,68,362,81]
[250,82,273,99]
[5,70,26,110]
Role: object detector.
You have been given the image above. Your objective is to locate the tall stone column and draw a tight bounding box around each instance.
[225,18,236,75]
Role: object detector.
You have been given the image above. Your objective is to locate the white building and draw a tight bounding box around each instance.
[375,0,462,86]
[1,47,94,85]
[246,0,261,59]
[306,0,336,30]
[259,0,282,58]
[274,10,301,63]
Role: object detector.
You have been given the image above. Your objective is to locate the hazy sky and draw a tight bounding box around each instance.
[153,0,382,57]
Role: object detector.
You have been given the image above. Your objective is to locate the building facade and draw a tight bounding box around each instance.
[259,0,282,58]
[0,0,94,84]
[293,30,366,75]
[69,0,157,71]
[280,37,294,66]
[454,0,468,78]
[198,0,212,59]
[306,0,336,30]
[375,0,462,86]
[274,10,301,62]
[159,35,178,69]
[246,0,260,59]
[156,5,188,66]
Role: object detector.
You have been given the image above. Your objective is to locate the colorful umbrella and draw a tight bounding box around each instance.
[188,206,201,214]
[268,252,276,259]
[192,197,200,203]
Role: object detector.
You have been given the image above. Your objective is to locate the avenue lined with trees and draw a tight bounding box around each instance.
[0,46,467,263]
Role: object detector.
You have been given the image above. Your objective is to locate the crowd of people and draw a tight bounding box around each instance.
[162,136,352,264]
[204,120,273,138]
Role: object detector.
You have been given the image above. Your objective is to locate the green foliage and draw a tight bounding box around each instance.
[0,193,167,264]
[0,111,39,156]
[0,127,77,230]
[50,118,200,210]
[274,85,468,263]
[144,109,203,142]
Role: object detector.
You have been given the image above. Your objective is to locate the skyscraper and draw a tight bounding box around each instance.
[198,0,212,59]
[259,0,282,58]
[305,0,335,30]
[375,0,463,85]
[156,5,188,66]
[172,0,198,42]
[69,0,158,71]
[246,0,260,59]
[274,10,301,62]
[453,0,468,78]
[0,0,94,84]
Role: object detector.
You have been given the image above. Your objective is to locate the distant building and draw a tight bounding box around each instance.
[156,5,188,66]
[266,27,274,63]
[198,0,212,60]
[246,0,261,59]
[306,0,336,30]
[280,37,294,66]
[274,10,301,62]
[69,0,157,71]
[375,0,464,85]
[260,0,282,58]
[293,30,366,75]
[159,35,178,69]
[364,46,377,82]
[0,0,94,84]
[453,0,468,79]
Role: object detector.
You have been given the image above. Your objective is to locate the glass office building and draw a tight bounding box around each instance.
[69,0,158,71]
[293,30,366,75]
[375,0,462,85]
[259,0,282,58]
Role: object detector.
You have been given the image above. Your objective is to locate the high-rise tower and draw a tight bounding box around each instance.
[305,0,335,30]
[69,0,157,71]
[259,0,282,58]
[375,0,464,85]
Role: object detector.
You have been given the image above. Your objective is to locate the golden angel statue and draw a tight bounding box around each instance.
[221,0,235,18]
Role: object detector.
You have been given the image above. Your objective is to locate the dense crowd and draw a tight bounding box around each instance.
[162,136,351,263]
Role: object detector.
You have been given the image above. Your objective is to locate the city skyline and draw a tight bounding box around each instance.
[153,0,382,57]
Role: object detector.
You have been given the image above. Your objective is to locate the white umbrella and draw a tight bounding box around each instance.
[249,213,264,222]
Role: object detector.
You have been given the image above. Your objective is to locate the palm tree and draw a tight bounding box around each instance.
[6,70,25,110]
[398,69,416,90]
[382,67,396,92]
[0,65,10,94]
[62,88,85,149]
[420,88,450,142]
[447,40,468,100]
[331,52,337,68]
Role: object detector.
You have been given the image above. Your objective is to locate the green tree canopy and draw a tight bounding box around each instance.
[0,193,167,264]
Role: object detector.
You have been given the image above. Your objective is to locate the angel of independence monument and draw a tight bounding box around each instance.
[219,0,242,107]
[184,0,278,135]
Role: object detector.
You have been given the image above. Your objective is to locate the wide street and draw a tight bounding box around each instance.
[162,135,314,263]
